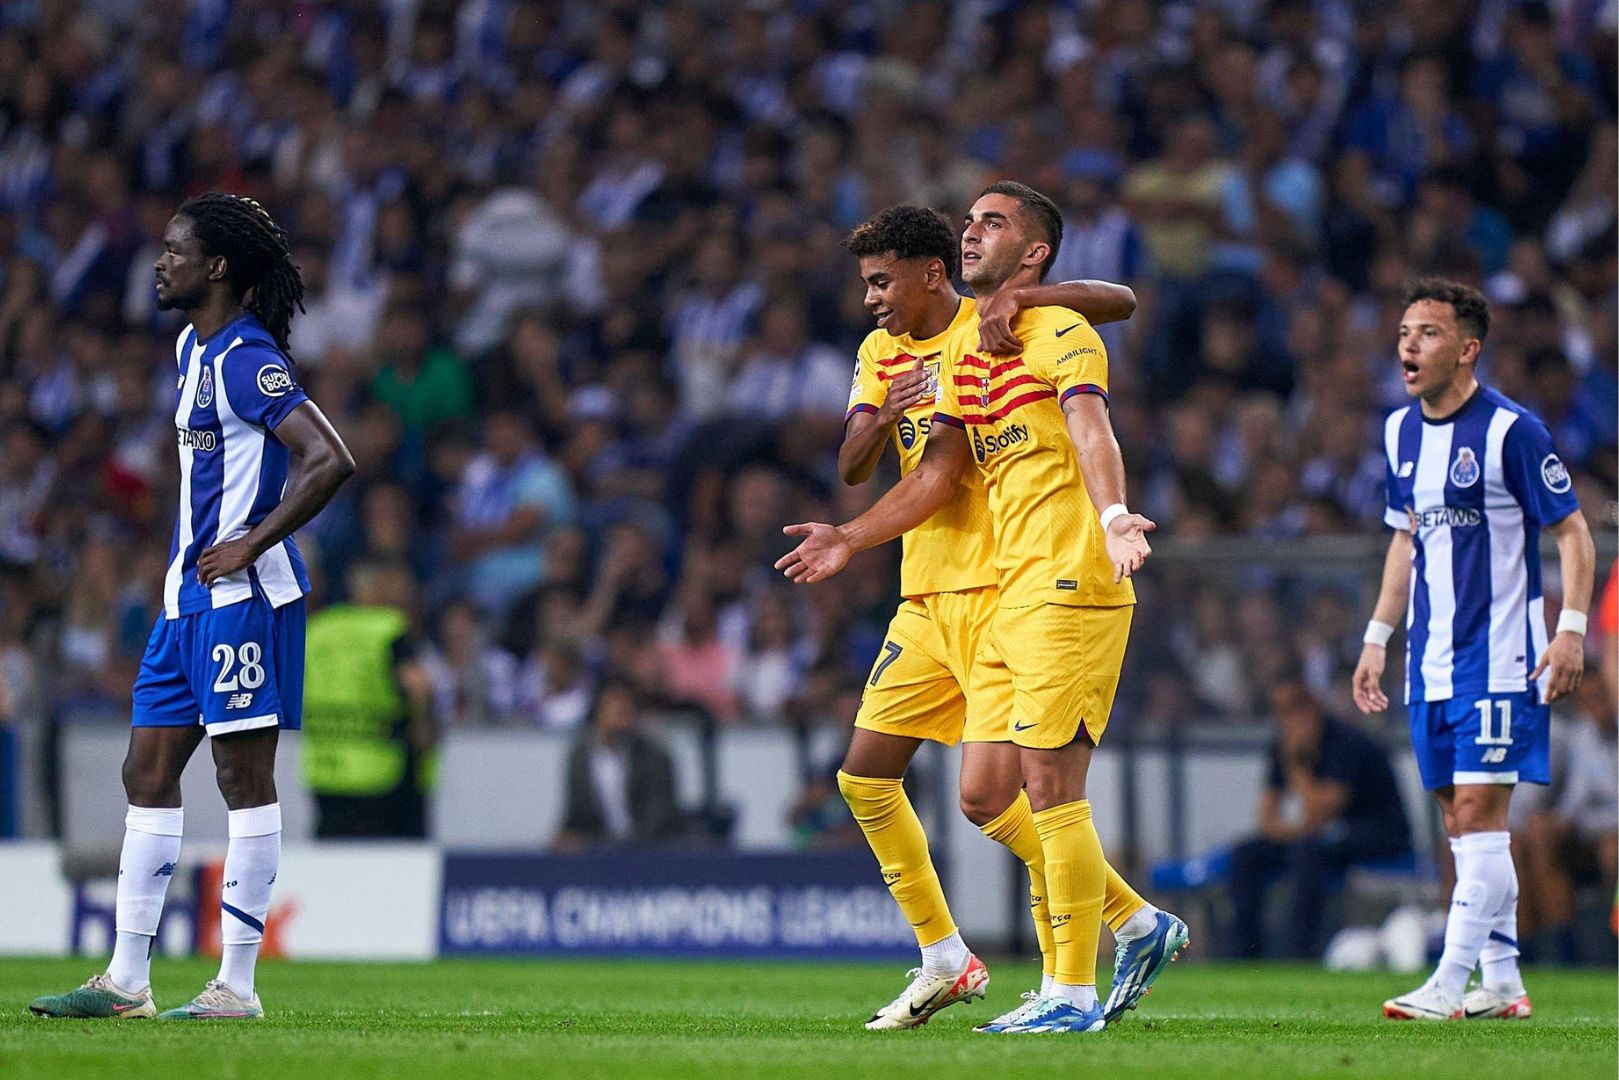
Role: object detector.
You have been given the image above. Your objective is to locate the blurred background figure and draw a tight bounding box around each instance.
[553,678,681,850]
[302,561,435,839]
[1227,664,1412,959]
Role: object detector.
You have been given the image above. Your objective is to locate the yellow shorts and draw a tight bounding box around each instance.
[973,603,1133,749]
[853,586,1006,745]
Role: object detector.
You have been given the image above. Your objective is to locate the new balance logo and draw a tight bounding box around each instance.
[154,862,176,878]
[225,692,254,710]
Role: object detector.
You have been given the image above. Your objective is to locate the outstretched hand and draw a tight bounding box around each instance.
[774,523,854,584]
[1104,513,1155,583]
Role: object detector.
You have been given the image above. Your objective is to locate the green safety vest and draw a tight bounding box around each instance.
[300,603,415,797]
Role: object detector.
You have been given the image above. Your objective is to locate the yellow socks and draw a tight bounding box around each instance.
[837,771,956,947]
[1032,799,1107,986]
[980,792,1056,980]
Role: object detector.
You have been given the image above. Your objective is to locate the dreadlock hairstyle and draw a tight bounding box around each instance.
[177,192,305,357]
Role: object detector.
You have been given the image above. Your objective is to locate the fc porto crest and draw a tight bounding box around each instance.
[1449,445,1480,488]
[196,365,214,409]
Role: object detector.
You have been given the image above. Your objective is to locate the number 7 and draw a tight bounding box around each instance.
[869,641,904,687]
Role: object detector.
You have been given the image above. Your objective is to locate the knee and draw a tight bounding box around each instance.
[122,753,178,807]
[958,789,1008,829]
[1450,794,1509,835]
[214,760,275,807]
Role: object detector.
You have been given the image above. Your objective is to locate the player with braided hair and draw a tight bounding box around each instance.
[30,194,354,1022]
[173,192,306,357]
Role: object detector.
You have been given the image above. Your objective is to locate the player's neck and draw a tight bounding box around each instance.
[187,296,247,343]
[971,268,1040,315]
[1419,373,1480,420]
[911,290,962,341]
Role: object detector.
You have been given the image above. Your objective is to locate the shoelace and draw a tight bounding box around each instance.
[191,980,244,1009]
[880,968,944,1015]
[992,990,1042,1026]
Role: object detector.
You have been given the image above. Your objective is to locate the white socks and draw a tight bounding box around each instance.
[920,930,970,977]
[217,803,282,998]
[1116,903,1161,944]
[1052,981,1099,1010]
[1476,836,1525,996]
[1433,831,1514,998]
[108,805,184,993]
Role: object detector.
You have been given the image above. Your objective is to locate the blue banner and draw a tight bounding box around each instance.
[439,850,917,957]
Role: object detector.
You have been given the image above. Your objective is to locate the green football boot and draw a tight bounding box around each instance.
[29,973,156,1018]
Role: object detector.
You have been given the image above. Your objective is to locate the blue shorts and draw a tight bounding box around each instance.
[1408,690,1549,791]
[131,595,305,734]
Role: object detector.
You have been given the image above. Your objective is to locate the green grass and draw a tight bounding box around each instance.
[0,957,1612,1079]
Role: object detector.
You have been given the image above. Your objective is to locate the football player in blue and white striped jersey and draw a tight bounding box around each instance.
[1354,279,1596,1022]
[30,194,354,1023]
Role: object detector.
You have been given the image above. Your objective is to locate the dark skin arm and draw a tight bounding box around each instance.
[197,401,356,587]
[838,358,931,485]
[976,279,1136,355]
[777,423,970,584]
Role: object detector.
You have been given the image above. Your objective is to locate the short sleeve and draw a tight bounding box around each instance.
[1502,415,1580,527]
[1021,313,1109,408]
[929,334,965,431]
[219,342,309,430]
[845,336,886,421]
[1383,456,1406,530]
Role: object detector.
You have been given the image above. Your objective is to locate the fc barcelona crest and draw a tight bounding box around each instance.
[196,365,214,409]
[1449,445,1479,488]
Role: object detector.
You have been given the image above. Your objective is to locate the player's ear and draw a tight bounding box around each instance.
[1024,240,1050,272]
[208,254,229,283]
[926,257,946,290]
[1459,337,1483,367]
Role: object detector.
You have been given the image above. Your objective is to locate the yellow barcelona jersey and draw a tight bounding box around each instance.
[933,305,1134,609]
[848,297,997,599]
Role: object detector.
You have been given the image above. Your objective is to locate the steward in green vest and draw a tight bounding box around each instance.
[302,561,435,838]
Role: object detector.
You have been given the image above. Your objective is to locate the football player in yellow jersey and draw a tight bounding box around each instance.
[778,182,1187,1035]
[833,204,1140,1030]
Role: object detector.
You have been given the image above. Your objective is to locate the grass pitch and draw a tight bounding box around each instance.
[1,956,1612,1079]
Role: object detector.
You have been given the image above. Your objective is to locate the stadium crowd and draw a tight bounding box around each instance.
[0,0,1613,795]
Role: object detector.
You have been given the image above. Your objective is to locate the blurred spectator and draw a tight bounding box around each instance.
[447,410,574,616]
[424,599,518,727]
[1227,667,1412,959]
[554,678,681,849]
[1512,685,1618,963]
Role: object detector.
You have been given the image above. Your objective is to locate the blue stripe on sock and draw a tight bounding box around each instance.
[221,900,264,934]
[1487,930,1517,947]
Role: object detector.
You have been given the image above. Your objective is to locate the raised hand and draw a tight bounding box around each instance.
[876,357,933,424]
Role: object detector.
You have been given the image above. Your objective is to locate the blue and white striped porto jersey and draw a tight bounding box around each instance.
[1383,385,1580,704]
[165,312,312,619]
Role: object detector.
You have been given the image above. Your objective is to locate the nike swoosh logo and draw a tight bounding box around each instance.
[111,1002,139,1013]
[1054,324,1082,337]
[1013,721,1038,731]
[909,986,949,1017]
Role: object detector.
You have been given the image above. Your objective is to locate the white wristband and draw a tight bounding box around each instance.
[1099,503,1129,532]
[1363,620,1395,648]
[1556,609,1588,637]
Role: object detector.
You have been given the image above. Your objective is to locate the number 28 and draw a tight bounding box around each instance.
[213,642,265,693]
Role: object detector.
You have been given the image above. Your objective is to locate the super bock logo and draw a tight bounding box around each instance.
[1449,445,1480,488]
[1541,453,1571,493]
[196,365,214,408]
[257,364,294,397]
